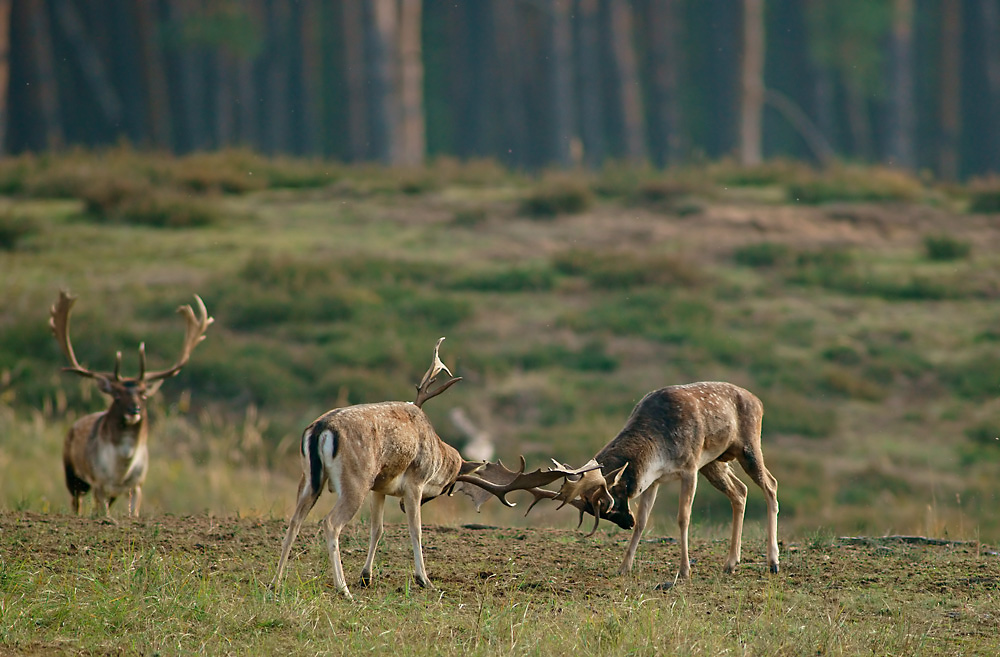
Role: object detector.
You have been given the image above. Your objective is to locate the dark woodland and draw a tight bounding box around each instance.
[2,0,998,178]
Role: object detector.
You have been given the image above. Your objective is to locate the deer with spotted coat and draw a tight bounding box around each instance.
[271,338,598,600]
[526,381,780,585]
[50,290,213,520]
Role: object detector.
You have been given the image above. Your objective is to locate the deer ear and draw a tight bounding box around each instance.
[144,379,165,397]
[96,376,114,395]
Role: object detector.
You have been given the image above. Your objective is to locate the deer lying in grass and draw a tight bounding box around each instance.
[50,290,213,520]
[271,338,598,600]
[526,382,780,584]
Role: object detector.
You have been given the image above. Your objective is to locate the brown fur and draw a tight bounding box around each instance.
[271,401,465,599]
[593,382,780,582]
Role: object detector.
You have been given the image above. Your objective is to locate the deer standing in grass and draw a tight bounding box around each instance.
[271,338,597,600]
[50,290,213,520]
[528,382,780,584]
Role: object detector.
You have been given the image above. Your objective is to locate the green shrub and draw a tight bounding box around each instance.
[450,264,555,292]
[760,390,835,438]
[552,248,705,289]
[787,166,924,204]
[923,234,971,261]
[820,365,886,401]
[966,175,1000,213]
[0,155,35,194]
[707,158,809,187]
[516,340,619,373]
[0,212,41,251]
[835,466,913,505]
[520,176,593,218]
[733,242,792,268]
[391,294,471,329]
[451,207,488,227]
[942,353,1000,400]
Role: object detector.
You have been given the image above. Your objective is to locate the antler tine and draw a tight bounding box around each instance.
[413,337,462,408]
[455,457,601,508]
[114,351,123,381]
[49,290,103,380]
[138,342,146,380]
[142,295,214,382]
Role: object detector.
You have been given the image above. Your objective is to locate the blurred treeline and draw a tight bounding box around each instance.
[2,0,997,179]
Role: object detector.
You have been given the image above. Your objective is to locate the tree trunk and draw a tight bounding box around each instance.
[51,0,123,129]
[25,0,62,149]
[983,0,1000,171]
[214,51,235,148]
[546,0,574,167]
[235,55,257,148]
[888,0,915,169]
[939,0,961,179]
[342,0,367,161]
[262,0,291,154]
[133,0,171,148]
[363,0,397,164]
[739,0,765,165]
[397,0,424,165]
[645,0,683,166]
[0,0,11,152]
[491,0,527,167]
[576,0,604,168]
[607,0,646,164]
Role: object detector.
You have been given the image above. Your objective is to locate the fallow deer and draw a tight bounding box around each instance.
[271,338,598,600]
[527,382,780,584]
[50,290,213,520]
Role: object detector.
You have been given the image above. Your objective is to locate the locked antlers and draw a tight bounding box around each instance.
[454,457,602,510]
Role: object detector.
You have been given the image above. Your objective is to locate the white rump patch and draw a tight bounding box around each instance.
[318,429,342,495]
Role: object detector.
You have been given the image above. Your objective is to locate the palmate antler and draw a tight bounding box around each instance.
[523,460,629,537]
[414,337,462,408]
[50,290,107,380]
[453,456,602,512]
[141,295,214,382]
[49,290,213,382]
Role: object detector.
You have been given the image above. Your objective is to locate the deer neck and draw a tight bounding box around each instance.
[100,403,148,460]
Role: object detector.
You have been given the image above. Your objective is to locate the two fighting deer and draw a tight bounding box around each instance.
[271,340,779,598]
[50,290,213,521]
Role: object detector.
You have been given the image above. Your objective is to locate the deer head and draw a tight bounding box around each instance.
[49,290,213,426]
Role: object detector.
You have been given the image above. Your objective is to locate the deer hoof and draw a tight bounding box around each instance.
[415,574,432,589]
[770,563,780,574]
[359,571,373,588]
[723,561,739,574]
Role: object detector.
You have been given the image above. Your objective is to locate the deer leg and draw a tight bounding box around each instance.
[71,494,82,515]
[700,460,748,573]
[360,492,386,588]
[676,471,699,579]
[322,485,367,600]
[738,446,780,574]
[402,486,432,589]
[618,484,659,575]
[93,490,117,525]
[129,486,142,518]
[272,475,322,591]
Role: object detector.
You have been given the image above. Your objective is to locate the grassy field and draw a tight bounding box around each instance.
[1,513,997,655]
[1,151,1000,652]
